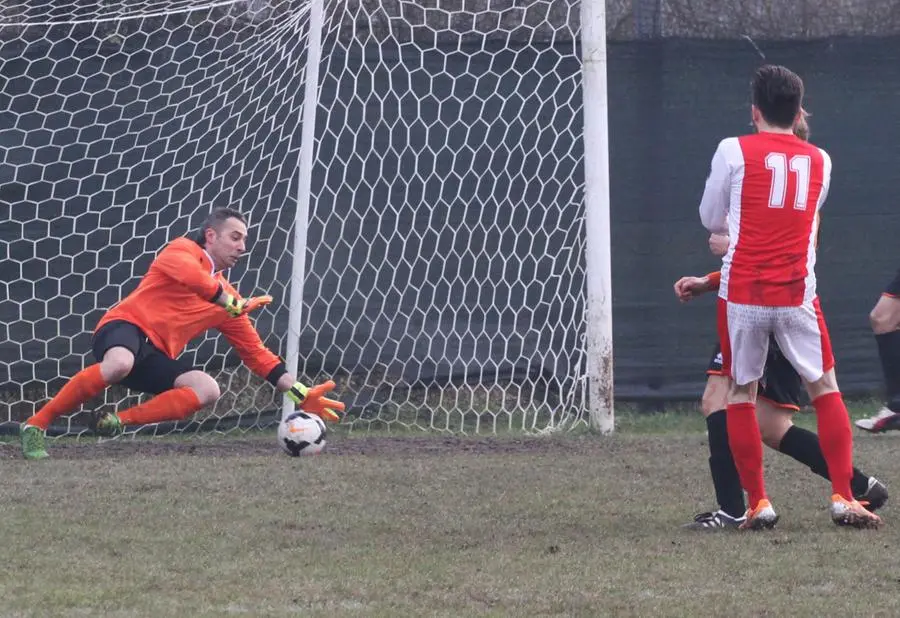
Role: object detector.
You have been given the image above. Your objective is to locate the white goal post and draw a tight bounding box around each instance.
[0,0,612,437]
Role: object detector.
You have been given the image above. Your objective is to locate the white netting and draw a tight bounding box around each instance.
[308,0,588,433]
[0,1,314,436]
[1,0,589,437]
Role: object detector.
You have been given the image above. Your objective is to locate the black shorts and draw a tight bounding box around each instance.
[92,320,194,395]
[706,337,803,410]
[884,269,900,298]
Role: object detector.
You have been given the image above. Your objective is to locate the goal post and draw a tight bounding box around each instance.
[303,0,614,434]
[1,0,614,437]
[283,0,326,423]
[580,0,614,432]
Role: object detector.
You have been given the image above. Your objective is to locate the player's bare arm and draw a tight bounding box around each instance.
[674,275,713,303]
[673,271,720,303]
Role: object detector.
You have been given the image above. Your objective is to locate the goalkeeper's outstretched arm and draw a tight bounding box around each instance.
[217,308,345,423]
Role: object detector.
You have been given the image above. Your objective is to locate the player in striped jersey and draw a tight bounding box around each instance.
[697,65,879,528]
[677,108,884,528]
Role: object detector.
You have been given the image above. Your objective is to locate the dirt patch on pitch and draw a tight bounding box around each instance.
[0,432,653,460]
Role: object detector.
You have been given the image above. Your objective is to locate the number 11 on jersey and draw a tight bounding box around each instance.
[766,152,811,211]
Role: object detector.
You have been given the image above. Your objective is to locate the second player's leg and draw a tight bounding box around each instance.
[756,342,803,451]
[691,370,746,527]
[857,289,900,431]
[772,300,853,497]
[756,401,793,449]
[759,399,888,510]
[774,299,880,526]
[718,299,775,527]
[801,367,854,497]
[701,374,729,418]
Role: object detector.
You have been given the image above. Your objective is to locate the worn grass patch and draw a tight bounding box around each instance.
[1,425,899,617]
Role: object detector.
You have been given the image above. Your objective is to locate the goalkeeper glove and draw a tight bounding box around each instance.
[221,293,273,318]
[287,380,344,423]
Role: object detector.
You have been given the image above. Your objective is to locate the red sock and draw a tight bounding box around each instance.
[118,387,203,426]
[26,365,108,430]
[812,391,854,501]
[726,402,767,508]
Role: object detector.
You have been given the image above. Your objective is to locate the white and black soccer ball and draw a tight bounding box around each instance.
[277,411,327,456]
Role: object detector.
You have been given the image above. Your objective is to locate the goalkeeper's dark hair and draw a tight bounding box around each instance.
[194,207,247,245]
[751,64,804,129]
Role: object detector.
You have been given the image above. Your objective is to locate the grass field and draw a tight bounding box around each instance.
[2,407,899,617]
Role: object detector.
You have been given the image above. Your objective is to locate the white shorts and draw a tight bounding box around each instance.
[716,297,835,386]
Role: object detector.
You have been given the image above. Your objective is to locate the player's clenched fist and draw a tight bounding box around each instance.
[673,276,713,303]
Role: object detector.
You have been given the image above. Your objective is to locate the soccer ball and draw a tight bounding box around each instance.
[278,411,327,456]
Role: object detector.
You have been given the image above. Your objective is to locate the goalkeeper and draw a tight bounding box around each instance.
[20,207,344,460]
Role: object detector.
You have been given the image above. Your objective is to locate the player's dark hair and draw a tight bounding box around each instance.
[794,108,810,141]
[751,65,804,129]
[195,207,247,245]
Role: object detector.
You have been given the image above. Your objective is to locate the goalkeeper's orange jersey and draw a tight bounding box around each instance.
[95,237,282,379]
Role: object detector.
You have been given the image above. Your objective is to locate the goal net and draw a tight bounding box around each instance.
[0,0,591,437]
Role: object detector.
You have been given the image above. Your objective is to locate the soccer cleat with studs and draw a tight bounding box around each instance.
[856,477,889,512]
[854,407,900,433]
[739,499,779,530]
[683,510,745,531]
[20,424,49,460]
[92,412,124,437]
[831,494,882,529]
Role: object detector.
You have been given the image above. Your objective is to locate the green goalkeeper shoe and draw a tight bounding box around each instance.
[93,412,124,437]
[20,424,49,460]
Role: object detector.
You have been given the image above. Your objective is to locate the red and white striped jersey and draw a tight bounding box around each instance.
[699,132,831,306]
